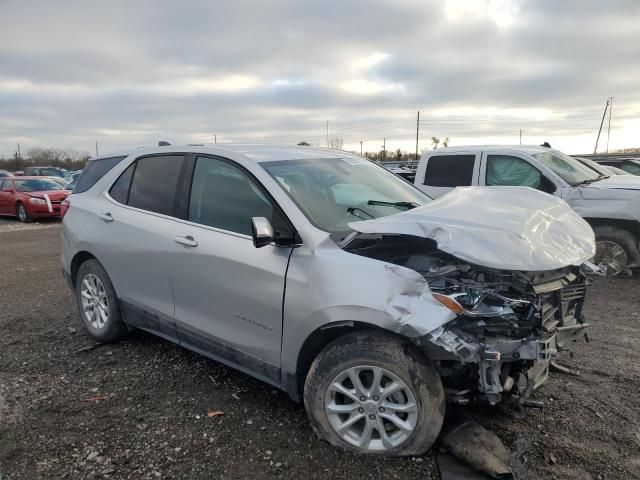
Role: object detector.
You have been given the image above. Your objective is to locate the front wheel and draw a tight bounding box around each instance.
[303,331,445,456]
[593,226,638,277]
[16,203,31,223]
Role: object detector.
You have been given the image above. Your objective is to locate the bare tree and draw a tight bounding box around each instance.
[431,137,440,149]
[442,137,450,148]
[328,137,344,150]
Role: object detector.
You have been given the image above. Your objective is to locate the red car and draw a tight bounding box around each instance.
[0,176,71,222]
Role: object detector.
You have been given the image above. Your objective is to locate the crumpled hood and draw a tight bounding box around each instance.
[348,186,596,271]
[583,176,640,190]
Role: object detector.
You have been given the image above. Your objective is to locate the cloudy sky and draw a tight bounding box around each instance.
[1,0,639,158]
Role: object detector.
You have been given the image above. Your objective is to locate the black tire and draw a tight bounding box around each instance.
[75,259,127,342]
[593,226,639,277]
[16,202,32,223]
[303,331,445,457]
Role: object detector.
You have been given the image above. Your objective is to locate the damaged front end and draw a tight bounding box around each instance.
[344,234,590,407]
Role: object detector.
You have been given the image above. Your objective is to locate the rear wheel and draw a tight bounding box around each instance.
[303,331,445,456]
[16,203,31,223]
[593,226,638,276]
[75,259,127,342]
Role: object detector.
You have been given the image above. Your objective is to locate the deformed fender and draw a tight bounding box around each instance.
[280,237,455,375]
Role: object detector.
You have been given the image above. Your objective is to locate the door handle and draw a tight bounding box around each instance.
[175,235,198,247]
[98,212,113,222]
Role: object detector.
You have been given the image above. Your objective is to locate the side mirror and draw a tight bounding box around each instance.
[251,217,274,248]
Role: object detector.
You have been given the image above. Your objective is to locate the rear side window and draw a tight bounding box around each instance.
[73,156,126,194]
[423,155,475,187]
[127,155,184,216]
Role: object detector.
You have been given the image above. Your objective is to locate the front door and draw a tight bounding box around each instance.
[171,155,292,384]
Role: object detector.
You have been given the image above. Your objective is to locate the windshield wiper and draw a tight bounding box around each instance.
[347,207,375,219]
[366,200,420,210]
[576,175,607,186]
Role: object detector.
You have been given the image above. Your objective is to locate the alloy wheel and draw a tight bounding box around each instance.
[324,365,418,452]
[80,274,109,329]
[17,204,27,222]
[594,240,628,276]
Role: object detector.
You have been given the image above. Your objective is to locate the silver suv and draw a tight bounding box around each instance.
[62,144,595,456]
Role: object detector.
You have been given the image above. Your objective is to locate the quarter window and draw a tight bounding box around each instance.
[188,156,275,236]
[423,155,475,187]
[126,155,184,216]
[109,163,136,204]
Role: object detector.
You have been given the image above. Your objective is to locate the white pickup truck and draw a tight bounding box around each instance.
[415,145,640,276]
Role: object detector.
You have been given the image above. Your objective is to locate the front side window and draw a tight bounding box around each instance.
[188,156,275,236]
[532,150,598,186]
[486,155,541,188]
[423,155,475,187]
[261,157,431,240]
[127,155,184,216]
[15,179,63,192]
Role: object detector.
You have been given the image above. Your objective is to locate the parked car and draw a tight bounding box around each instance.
[61,145,594,456]
[46,176,71,189]
[573,156,619,177]
[0,169,14,178]
[0,176,70,222]
[594,157,640,176]
[415,145,640,276]
[384,165,417,182]
[603,165,632,175]
[23,166,73,182]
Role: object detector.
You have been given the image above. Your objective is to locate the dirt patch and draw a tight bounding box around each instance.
[0,225,639,479]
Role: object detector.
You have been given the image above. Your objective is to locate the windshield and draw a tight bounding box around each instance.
[532,150,600,186]
[15,179,63,192]
[619,161,640,176]
[260,157,431,240]
[575,157,611,176]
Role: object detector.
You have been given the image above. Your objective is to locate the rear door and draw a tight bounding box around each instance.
[415,153,479,198]
[98,154,188,339]
[170,155,293,384]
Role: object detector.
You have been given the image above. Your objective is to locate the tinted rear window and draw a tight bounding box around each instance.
[423,155,475,187]
[127,155,184,216]
[73,156,126,194]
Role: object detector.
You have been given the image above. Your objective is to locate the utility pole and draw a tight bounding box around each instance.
[360,141,363,156]
[594,98,611,154]
[214,134,217,144]
[17,142,21,159]
[382,138,386,161]
[606,97,614,154]
[519,129,522,145]
[326,121,330,147]
[415,110,420,163]
[95,141,99,156]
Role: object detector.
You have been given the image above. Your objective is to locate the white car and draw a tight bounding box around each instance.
[416,145,640,276]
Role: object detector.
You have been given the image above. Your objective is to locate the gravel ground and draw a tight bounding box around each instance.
[1,219,639,479]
